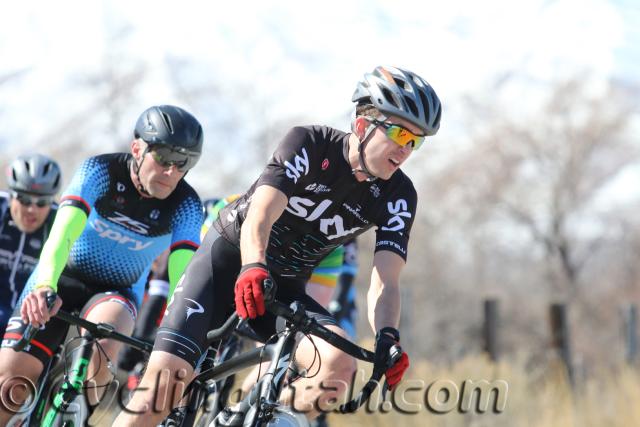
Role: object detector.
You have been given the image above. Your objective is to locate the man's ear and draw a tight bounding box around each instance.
[131,139,143,161]
[352,116,369,140]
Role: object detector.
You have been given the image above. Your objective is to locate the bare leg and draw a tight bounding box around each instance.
[113,351,194,427]
[0,348,44,425]
[82,300,135,406]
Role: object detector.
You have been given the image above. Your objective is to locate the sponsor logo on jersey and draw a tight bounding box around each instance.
[29,238,42,250]
[284,148,310,184]
[149,209,160,220]
[376,239,407,255]
[285,197,361,240]
[342,203,370,225]
[321,159,330,170]
[91,218,153,251]
[5,316,23,331]
[380,199,411,233]
[117,182,126,192]
[305,183,332,194]
[107,211,151,235]
[369,184,381,198]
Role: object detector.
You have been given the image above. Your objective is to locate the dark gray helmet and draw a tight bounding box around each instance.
[352,66,442,136]
[8,154,62,196]
[134,105,203,168]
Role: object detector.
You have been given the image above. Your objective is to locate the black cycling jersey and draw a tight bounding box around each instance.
[214,125,417,281]
[0,192,57,330]
[156,126,417,368]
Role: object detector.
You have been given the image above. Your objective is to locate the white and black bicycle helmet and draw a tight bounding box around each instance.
[7,154,62,195]
[352,66,442,136]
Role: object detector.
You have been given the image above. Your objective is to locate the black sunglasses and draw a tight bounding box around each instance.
[146,145,199,172]
[11,191,53,208]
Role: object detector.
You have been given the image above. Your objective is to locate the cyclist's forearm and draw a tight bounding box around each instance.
[36,206,87,291]
[367,275,400,332]
[240,185,287,265]
[166,248,195,300]
[367,251,403,332]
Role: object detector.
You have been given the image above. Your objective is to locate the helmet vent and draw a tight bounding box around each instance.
[394,77,408,89]
[160,112,175,134]
[381,88,398,108]
[43,162,51,175]
[405,96,418,117]
[433,104,442,128]
[418,91,430,119]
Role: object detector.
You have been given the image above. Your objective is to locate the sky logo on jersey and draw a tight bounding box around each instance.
[91,218,153,251]
[286,197,361,240]
[107,211,151,235]
[381,199,411,233]
[284,148,309,184]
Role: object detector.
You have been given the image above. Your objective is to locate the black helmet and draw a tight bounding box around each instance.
[8,154,62,196]
[352,66,442,136]
[134,105,203,170]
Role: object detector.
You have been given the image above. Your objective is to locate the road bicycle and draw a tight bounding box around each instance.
[10,294,154,427]
[162,278,401,427]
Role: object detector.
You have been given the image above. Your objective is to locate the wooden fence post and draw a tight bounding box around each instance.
[549,303,574,385]
[483,299,499,361]
[624,304,638,364]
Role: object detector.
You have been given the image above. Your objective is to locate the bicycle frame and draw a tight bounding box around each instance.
[166,278,392,426]
[12,308,154,427]
[40,331,94,427]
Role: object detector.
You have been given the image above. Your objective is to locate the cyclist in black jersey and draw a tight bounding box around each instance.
[0,105,205,423]
[0,154,61,334]
[116,66,442,425]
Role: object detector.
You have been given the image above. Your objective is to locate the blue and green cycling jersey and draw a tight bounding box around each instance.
[28,153,203,306]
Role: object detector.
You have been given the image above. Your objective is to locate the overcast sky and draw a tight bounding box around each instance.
[1,0,638,195]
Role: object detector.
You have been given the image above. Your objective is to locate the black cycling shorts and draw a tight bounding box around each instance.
[154,229,338,368]
[1,275,137,366]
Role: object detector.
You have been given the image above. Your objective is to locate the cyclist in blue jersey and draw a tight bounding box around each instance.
[0,105,205,422]
[117,66,441,425]
[0,155,61,334]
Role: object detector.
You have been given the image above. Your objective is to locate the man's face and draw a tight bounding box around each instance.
[9,192,52,233]
[361,116,425,180]
[132,140,187,199]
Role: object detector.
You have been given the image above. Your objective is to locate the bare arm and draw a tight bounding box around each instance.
[367,250,405,333]
[240,185,288,265]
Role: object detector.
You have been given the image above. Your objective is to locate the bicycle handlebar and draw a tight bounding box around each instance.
[13,293,57,352]
[13,293,153,354]
[206,278,396,413]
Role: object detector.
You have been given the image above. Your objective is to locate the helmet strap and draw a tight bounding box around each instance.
[351,122,378,182]
[133,147,152,197]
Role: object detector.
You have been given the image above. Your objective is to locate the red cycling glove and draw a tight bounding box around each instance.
[234,263,268,319]
[374,327,410,390]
